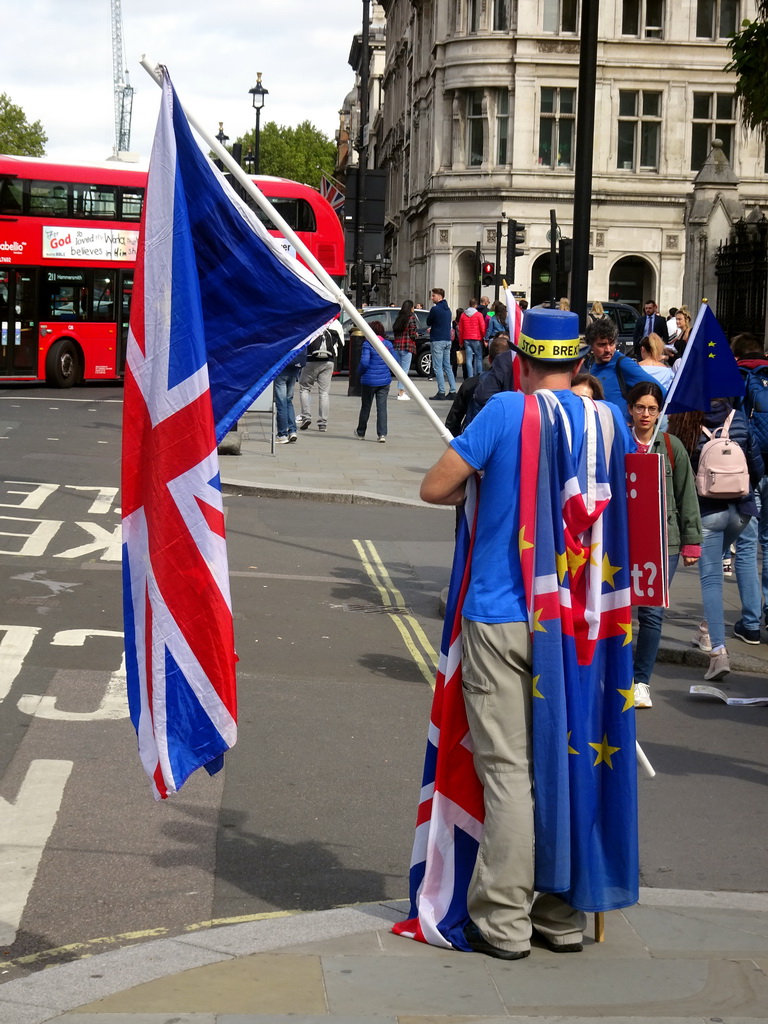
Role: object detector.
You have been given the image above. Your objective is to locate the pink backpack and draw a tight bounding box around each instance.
[695,410,750,499]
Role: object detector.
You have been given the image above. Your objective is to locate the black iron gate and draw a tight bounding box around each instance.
[715,216,768,336]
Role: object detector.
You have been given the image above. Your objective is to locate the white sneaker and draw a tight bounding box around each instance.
[396,392,411,401]
[378,435,387,443]
[634,682,653,709]
[276,435,290,444]
[692,624,712,652]
[704,648,731,681]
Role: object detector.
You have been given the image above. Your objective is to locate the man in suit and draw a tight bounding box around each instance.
[632,299,669,358]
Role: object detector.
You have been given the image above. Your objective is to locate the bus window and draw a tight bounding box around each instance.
[120,188,144,220]
[92,275,115,322]
[248,197,316,233]
[29,181,69,217]
[42,271,87,321]
[0,177,22,214]
[72,184,117,219]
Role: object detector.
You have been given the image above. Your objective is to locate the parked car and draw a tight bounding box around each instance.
[587,302,641,353]
[339,306,433,376]
[533,301,641,354]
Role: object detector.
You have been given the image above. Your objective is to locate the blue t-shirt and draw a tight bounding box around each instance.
[451,390,630,624]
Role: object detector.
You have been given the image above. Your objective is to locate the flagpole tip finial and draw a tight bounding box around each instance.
[702,298,709,304]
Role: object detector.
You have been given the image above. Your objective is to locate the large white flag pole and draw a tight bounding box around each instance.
[140,57,452,445]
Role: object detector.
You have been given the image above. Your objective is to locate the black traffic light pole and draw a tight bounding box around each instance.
[507,220,525,292]
[494,221,503,302]
[353,0,370,312]
[549,210,558,307]
[571,0,599,331]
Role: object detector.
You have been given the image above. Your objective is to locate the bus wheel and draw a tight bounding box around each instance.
[45,340,80,389]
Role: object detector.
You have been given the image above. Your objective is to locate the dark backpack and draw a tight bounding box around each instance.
[306,328,337,360]
[742,366,768,458]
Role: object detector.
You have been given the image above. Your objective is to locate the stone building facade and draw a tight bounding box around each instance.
[359,0,767,314]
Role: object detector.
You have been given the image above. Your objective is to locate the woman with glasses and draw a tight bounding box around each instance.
[628,382,702,707]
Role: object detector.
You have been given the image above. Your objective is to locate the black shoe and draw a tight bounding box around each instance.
[447,391,458,398]
[532,928,582,953]
[299,417,311,430]
[733,619,761,644]
[429,393,446,401]
[463,921,530,961]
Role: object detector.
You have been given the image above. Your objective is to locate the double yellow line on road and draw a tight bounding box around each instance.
[353,539,438,689]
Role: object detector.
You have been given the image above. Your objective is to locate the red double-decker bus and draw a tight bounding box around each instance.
[0,155,345,387]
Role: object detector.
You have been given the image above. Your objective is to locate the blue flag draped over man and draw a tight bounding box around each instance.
[395,309,638,951]
[122,69,339,799]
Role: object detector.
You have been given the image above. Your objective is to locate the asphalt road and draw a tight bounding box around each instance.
[0,384,445,978]
[0,383,765,984]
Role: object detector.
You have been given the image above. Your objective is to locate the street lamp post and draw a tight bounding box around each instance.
[248,72,269,175]
[214,123,229,170]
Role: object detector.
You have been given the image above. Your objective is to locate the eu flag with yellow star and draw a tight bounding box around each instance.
[664,303,745,415]
[519,392,638,912]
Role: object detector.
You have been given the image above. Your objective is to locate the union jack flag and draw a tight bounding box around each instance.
[504,284,523,348]
[122,70,339,799]
[393,392,638,948]
[319,174,345,215]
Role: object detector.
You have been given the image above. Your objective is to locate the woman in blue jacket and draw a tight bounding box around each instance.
[355,320,394,442]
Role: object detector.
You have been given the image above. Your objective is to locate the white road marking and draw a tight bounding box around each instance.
[50,628,123,646]
[64,485,119,515]
[54,522,122,561]
[0,482,59,510]
[18,653,129,721]
[0,759,73,946]
[0,516,63,556]
[0,626,41,704]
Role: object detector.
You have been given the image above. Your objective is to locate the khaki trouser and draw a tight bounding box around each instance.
[461,617,586,952]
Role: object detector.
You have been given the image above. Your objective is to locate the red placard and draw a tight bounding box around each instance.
[626,452,668,607]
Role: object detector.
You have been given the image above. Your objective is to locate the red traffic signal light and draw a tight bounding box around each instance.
[482,261,495,285]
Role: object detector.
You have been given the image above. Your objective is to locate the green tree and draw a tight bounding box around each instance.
[726,5,768,139]
[0,93,47,156]
[236,120,336,188]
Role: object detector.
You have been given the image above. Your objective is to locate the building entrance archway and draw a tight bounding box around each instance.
[454,250,479,310]
[530,253,568,308]
[608,256,655,312]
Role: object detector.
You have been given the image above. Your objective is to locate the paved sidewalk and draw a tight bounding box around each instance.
[4,376,767,1024]
[3,890,768,1023]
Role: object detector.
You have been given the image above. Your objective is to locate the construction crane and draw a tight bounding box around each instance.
[111,0,134,155]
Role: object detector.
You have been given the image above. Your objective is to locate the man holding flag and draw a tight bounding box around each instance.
[407,308,638,959]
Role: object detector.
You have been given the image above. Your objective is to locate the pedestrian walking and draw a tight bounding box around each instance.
[297,322,341,432]
[426,287,457,400]
[275,348,306,443]
[668,400,764,680]
[355,320,394,442]
[457,299,486,377]
[392,300,419,400]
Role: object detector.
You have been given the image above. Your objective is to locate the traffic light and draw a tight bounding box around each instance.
[507,220,526,280]
[482,261,495,286]
[558,237,573,273]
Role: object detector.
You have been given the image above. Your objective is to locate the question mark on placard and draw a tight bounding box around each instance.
[644,561,658,598]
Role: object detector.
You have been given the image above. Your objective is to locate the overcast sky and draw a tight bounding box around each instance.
[1,0,362,165]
